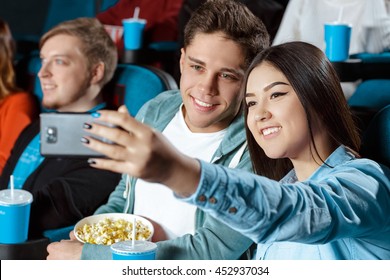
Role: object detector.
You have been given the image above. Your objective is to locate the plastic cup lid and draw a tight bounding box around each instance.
[122,18,147,24]
[325,22,352,27]
[0,189,33,206]
[111,240,157,255]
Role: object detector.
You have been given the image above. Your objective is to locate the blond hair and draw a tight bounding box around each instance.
[40,17,117,86]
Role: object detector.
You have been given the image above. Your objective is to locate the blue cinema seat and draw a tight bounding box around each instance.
[348,79,390,111]
[42,0,97,33]
[43,225,75,242]
[348,79,390,137]
[26,53,45,110]
[360,104,390,168]
[103,63,178,116]
[350,52,390,63]
[14,0,104,60]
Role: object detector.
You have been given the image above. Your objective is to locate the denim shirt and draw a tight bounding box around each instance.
[182,146,390,259]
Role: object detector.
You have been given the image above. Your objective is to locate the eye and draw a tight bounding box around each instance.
[190,64,203,72]
[219,72,238,81]
[246,100,257,108]
[270,92,287,99]
[55,59,65,65]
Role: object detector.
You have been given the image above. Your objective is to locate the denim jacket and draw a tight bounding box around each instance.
[182,145,390,259]
[81,90,254,259]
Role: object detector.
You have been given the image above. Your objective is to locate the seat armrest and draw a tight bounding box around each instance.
[0,237,50,260]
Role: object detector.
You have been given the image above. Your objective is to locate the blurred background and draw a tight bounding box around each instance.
[0,0,119,58]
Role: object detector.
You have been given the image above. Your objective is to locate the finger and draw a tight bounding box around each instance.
[85,121,133,148]
[92,109,147,138]
[83,135,132,161]
[46,241,58,254]
[88,157,138,175]
[69,230,76,240]
[118,104,129,113]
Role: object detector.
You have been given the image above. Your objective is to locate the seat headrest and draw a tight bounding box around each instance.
[348,79,390,111]
[102,64,178,116]
[360,104,390,167]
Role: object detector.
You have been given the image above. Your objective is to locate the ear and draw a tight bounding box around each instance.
[90,62,105,84]
[179,48,185,74]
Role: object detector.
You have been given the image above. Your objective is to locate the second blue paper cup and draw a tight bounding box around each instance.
[324,23,352,62]
[122,19,147,50]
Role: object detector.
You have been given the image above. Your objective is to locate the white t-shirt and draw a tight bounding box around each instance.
[273,0,390,54]
[133,106,227,239]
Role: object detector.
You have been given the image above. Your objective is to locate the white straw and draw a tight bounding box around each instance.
[10,175,14,198]
[133,6,140,19]
[132,217,136,247]
[337,6,344,23]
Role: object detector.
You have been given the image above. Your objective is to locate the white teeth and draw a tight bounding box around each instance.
[262,127,281,136]
[194,98,213,107]
[43,85,55,90]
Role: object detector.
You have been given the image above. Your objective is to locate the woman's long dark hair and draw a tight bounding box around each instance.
[0,18,18,99]
[243,42,360,180]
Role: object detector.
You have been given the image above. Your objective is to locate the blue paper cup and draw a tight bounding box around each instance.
[122,18,147,50]
[0,189,33,244]
[111,240,157,260]
[324,23,352,62]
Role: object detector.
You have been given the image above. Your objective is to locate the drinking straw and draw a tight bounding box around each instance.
[123,174,131,212]
[133,6,140,19]
[10,175,14,198]
[337,6,344,23]
[132,217,136,247]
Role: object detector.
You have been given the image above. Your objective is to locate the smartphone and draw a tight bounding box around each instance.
[40,113,115,158]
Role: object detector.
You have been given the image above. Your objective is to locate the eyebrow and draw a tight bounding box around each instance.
[188,56,205,66]
[40,54,71,59]
[245,81,289,98]
[264,81,289,92]
[188,56,244,77]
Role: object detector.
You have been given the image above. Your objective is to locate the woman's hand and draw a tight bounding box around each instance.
[83,105,200,197]
[46,231,83,260]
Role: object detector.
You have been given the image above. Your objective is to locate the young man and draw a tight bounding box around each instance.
[47,0,270,259]
[0,18,121,239]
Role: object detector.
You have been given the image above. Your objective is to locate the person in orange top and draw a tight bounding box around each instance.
[0,18,39,174]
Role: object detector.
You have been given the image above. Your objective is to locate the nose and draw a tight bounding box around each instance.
[38,61,50,78]
[254,110,271,122]
[197,74,217,96]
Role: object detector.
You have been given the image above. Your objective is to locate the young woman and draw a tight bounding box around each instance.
[80,41,390,259]
[0,18,39,174]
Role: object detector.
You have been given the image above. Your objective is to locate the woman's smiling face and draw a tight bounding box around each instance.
[245,62,312,161]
